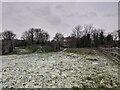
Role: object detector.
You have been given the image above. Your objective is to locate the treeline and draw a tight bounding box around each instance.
[69,25,120,48]
[0,24,120,54]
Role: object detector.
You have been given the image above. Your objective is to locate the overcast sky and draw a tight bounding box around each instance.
[2,2,118,39]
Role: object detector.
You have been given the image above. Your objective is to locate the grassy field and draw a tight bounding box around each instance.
[1,48,120,89]
[64,48,118,62]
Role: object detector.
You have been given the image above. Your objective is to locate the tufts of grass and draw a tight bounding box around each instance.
[64,48,97,55]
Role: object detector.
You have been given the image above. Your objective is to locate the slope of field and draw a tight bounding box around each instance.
[1,50,120,88]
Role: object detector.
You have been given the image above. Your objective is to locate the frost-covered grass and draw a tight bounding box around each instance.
[1,51,120,88]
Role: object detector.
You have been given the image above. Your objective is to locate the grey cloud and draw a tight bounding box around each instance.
[64,12,97,18]
[55,4,65,12]
[3,3,52,18]
[88,12,97,17]
[47,15,62,25]
[55,5,63,9]
[104,13,116,17]
[64,13,76,17]
[31,6,51,17]
[2,2,117,39]
[79,12,97,18]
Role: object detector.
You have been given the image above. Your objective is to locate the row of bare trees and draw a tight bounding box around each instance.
[69,25,120,48]
[0,28,50,54]
[21,28,49,45]
[0,25,120,54]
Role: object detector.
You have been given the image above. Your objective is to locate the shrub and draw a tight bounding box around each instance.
[40,45,54,53]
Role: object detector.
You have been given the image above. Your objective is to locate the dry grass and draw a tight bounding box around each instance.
[64,48,98,55]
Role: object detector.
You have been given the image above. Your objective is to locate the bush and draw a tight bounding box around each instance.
[26,45,54,53]
[27,45,40,53]
[2,45,55,55]
[38,45,54,53]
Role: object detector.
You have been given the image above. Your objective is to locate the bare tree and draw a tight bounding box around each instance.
[28,28,34,43]
[54,33,64,42]
[34,29,49,45]
[0,30,16,54]
[21,28,49,45]
[53,33,64,51]
[98,29,105,46]
[34,28,43,44]
[83,24,93,36]
[105,34,113,46]
[82,24,94,47]
[71,25,82,38]
[0,30,16,40]
[43,32,49,42]
[21,31,30,40]
[71,25,83,47]
[91,29,100,47]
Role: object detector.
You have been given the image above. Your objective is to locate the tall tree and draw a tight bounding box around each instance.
[54,33,64,46]
[53,33,64,51]
[71,25,82,47]
[0,30,16,40]
[83,25,93,47]
[105,34,113,46]
[91,29,99,47]
[99,29,105,46]
[72,25,82,38]
[0,30,16,54]
[21,28,49,45]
